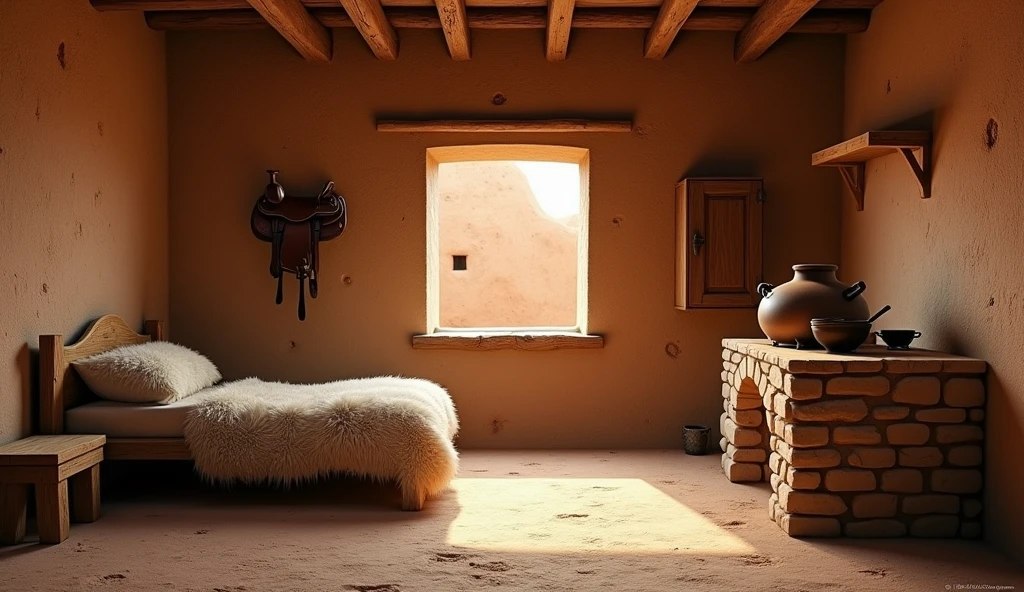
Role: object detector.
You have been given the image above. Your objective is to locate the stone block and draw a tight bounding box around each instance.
[942,359,987,374]
[969,409,985,422]
[719,437,728,453]
[892,376,941,405]
[768,365,784,389]
[791,399,868,423]
[774,394,792,420]
[886,359,943,374]
[845,519,907,538]
[873,406,911,420]
[769,434,779,451]
[784,424,829,448]
[833,426,882,445]
[848,447,896,469]
[768,452,785,475]
[843,359,884,373]
[915,408,967,423]
[910,515,960,538]
[961,522,983,539]
[729,406,763,427]
[963,499,983,518]
[852,494,897,518]
[903,495,959,515]
[778,484,848,516]
[826,376,891,396]
[768,493,779,521]
[947,445,983,467]
[886,423,930,445]
[898,447,944,468]
[932,469,983,494]
[774,416,786,438]
[824,469,876,492]
[722,417,762,447]
[935,425,983,444]
[783,360,844,375]
[784,375,823,400]
[762,390,774,412]
[731,352,744,363]
[780,514,841,537]
[786,469,821,490]
[785,448,842,469]
[722,348,733,361]
[770,472,782,491]
[881,469,923,493]
[944,378,985,407]
[727,444,767,464]
[722,455,762,482]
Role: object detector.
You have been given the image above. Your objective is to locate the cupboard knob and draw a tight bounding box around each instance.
[692,231,705,256]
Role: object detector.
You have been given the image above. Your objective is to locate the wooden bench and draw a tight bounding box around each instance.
[0,435,105,544]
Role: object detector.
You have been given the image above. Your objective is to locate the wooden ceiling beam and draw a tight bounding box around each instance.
[546,0,575,60]
[245,0,332,61]
[94,0,883,10]
[643,0,698,58]
[338,0,399,59]
[146,6,870,32]
[436,0,472,59]
[734,0,819,63]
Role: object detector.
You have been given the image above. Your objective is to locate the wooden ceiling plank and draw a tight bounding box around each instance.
[246,0,332,61]
[643,0,699,58]
[435,0,472,59]
[94,0,883,9]
[546,0,576,60]
[145,6,870,32]
[339,0,399,59]
[734,0,819,63]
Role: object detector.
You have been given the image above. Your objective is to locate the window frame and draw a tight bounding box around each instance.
[420,144,596,348]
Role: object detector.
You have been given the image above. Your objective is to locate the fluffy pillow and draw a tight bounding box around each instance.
[73,341,221,404]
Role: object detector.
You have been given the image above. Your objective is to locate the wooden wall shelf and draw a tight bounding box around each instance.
[376,119,633,133]
[811,131,932,211]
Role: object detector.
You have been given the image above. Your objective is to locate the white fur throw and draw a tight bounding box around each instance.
[73,341,221,404]
[183,376,459,510]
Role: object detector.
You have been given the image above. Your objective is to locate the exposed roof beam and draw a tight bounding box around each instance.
[94,0,883,10]
[643,0,698,58]
[546,0,575,60]
[734,0,819,63]
[146,6,870,32]
[436,0,471,59]
[338,0,399,59]
[246,0,332,61]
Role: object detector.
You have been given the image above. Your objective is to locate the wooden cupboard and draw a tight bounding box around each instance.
[675,178,764,309]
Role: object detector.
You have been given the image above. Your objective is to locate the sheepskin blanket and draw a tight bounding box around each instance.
[182,376,459,505]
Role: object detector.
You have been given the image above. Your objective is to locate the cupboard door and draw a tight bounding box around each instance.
[676,178,763,309]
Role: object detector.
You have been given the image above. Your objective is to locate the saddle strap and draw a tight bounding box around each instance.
[270,219,285,278]
[275,274,283,305]
[297,270,307,321]
[310,220,322,299]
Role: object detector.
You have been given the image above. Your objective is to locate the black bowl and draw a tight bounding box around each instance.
[810,319,871,353]
[875,329,921,350]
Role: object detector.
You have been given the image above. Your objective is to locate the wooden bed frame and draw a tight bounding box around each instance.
[39,315,192,461]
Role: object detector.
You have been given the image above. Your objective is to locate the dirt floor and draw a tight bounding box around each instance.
[2,450,1022,591]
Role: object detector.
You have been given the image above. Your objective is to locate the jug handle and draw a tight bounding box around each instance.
[757,283,774,299]
[842,281,867,301]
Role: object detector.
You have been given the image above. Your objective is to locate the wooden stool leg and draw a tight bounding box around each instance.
[70,465,101,523]
[36,480,69,544]
[0,484,29,545]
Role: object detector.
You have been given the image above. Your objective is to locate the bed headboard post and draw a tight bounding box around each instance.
[39,334,66,435]
[144,320,165,341]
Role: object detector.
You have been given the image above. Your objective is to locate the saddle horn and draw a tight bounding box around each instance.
[250,170,347,320]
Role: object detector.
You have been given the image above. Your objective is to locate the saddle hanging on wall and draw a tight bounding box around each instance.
[250,170,347,320]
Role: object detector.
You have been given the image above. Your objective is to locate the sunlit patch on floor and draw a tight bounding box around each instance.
[446,478,756,554]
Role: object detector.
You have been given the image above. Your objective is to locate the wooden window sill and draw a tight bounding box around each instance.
[412,332,604,351]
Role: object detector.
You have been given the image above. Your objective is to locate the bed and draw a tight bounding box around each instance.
[39,315,458,509]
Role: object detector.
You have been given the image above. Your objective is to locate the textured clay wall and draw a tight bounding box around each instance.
[167,28,844,448]
[0,2,168,444]
[841,0,1024,563]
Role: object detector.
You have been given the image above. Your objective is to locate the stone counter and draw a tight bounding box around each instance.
[719,339,986,538]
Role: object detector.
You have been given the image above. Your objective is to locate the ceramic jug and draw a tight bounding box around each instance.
[756,264,869,348]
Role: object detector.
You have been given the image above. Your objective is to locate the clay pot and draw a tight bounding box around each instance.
[756,264,869,348]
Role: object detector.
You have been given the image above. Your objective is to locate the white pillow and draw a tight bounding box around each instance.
[73,341,221,404]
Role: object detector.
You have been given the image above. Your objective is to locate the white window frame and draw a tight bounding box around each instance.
[424,144,592,338]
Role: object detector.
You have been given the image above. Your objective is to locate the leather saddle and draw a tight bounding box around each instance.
[250,170,347,320]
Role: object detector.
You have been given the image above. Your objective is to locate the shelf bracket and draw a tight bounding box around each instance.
[837,164,866,211]
[899,145,931,199]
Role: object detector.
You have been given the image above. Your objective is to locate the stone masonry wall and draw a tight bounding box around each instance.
[720,339,986,538]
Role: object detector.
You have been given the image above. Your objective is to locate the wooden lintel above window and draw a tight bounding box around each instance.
[376,119,633,132]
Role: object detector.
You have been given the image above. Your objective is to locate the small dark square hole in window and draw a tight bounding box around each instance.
[453,255,467,271]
